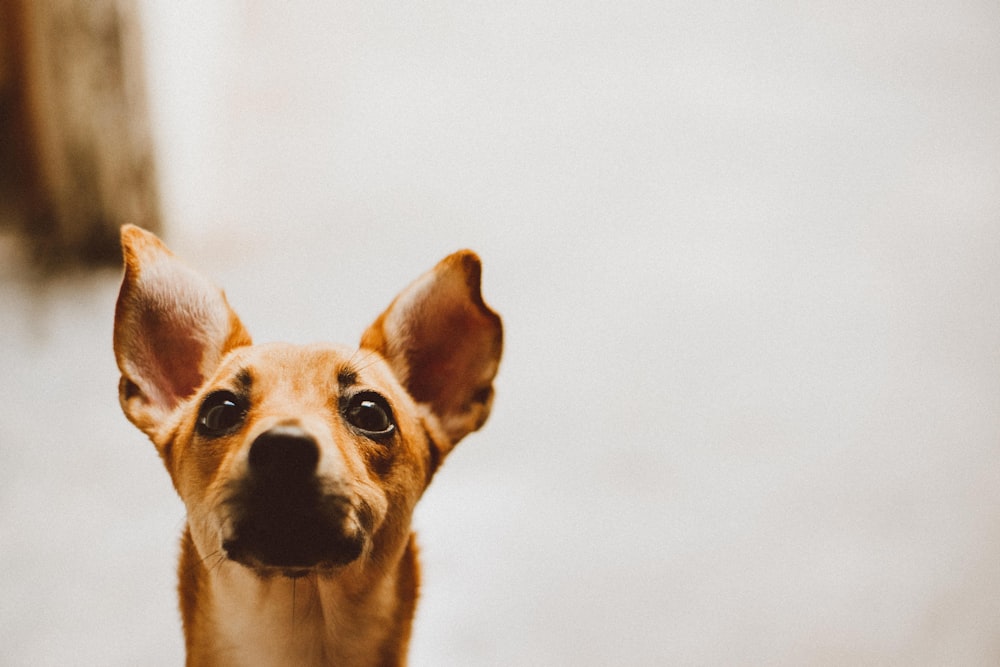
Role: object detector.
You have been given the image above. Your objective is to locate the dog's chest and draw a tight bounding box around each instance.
[201,569,393,667]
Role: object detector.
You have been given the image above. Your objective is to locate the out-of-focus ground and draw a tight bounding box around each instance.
[3,1,1000,664]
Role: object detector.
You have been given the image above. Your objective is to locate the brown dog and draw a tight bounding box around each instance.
[113,226,502,666]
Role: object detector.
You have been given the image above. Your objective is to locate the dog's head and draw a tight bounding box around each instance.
[113,226,502,577]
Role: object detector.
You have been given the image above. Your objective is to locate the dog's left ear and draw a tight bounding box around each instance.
[113,225,252,437]
[361,251,503,447]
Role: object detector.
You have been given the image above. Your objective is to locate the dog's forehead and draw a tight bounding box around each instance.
[213,342,394,392]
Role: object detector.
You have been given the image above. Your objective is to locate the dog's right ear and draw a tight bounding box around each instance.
[113,225,251,437]
[361,251,503,448]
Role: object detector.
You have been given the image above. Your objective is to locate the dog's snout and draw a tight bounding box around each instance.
[226,424,366,570]
[248,425,319,477]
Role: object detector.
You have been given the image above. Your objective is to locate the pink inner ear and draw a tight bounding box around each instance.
[404,303,494,411]
[137,307,212,409]
[363,250,502,444]
[114,226,254,436]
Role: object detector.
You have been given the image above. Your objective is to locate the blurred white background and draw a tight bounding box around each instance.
[2,1,1000,664]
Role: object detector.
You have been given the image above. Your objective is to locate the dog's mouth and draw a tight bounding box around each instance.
[221,479,372,575]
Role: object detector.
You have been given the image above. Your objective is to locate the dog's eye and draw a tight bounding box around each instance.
[197,391,247,436]
[344,393,395,439]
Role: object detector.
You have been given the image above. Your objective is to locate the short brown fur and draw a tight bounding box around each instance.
[113,226,502,666]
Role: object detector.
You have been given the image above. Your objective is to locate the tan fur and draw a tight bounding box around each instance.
[113,226,502,666]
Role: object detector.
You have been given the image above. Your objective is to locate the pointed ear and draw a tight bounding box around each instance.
[361,251,503,446]
[113,225,251,437]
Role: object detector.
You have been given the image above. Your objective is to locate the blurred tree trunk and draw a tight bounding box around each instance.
[0,0,160,270]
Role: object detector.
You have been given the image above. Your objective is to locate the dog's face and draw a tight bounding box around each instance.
[113,226,502,578]
[173,343,429,577]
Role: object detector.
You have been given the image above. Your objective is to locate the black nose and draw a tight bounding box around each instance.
[248,425,319,478]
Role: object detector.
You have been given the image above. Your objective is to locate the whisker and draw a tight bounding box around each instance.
[210,552,228,575]
[181,550,219,574]
[197,549,222,567]
[348,347,383,373]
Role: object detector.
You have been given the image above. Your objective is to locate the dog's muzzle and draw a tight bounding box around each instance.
[221,425,369,573]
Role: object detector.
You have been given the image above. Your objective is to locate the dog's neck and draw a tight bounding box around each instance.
[180,528,419,667]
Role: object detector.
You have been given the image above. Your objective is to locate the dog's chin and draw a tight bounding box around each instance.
[222,524,368,579]
[219,478,375,579]
[242,561,348,581]
[224,544,366,580]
